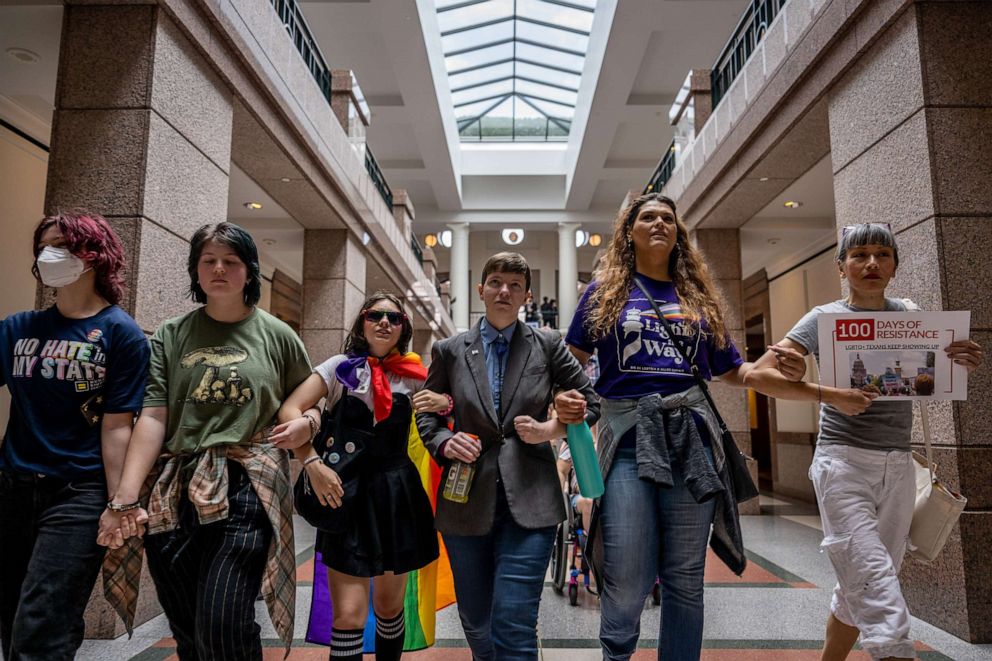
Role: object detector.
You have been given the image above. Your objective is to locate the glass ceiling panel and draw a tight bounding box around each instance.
[434,0,597,142]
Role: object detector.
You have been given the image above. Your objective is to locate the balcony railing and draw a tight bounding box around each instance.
[364,145,393,209]
[711,0,789,108]
[410,234,424,265]
[643,140,677,195]
[270,0,332,102]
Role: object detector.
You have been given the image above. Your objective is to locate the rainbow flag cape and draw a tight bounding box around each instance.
[304,410,456,651]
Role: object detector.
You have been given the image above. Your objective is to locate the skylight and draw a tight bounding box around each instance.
[436,0,596,142]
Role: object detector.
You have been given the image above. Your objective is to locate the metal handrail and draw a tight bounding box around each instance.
[410,235,424,265]
[710,0,789,108]
[643,140,677,195]
[364,145,394,209]
[270,0,332,102]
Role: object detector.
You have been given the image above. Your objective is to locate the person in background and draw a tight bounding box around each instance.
[97,222,312,660]
[0,211,149,660]
[745,222,983,661]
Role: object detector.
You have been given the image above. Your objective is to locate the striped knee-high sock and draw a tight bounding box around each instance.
[374,611,405,661]
[330,627,364,660]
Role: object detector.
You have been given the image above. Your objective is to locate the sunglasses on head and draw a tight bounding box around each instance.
[840,222,892,238]
[363,309,406,326]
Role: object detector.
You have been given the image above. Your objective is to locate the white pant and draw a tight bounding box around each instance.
[810,444,917,660]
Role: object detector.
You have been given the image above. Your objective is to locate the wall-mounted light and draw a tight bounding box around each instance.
[502,228,524,246]
[589,233,602,247]
[438,230,452,248]
[6,47,40,64]
[361,232,371,246]
[575,230,590,248]
[783,200,803,209]
[424,234,438,248]
[244,202,262,210]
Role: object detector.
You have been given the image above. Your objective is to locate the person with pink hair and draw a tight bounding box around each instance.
[0,211,149,660]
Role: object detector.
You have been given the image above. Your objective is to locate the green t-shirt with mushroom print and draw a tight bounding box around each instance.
[144,308,312,456]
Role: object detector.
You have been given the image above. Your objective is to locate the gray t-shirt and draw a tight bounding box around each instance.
[787,298,912,452]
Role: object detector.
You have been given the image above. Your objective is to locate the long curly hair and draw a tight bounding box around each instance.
[32,211,127,305]
[583,193,730,347]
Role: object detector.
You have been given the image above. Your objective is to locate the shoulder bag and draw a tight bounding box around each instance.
[633,276,759,502]
[909,402,966,562]
[293,388,372,533]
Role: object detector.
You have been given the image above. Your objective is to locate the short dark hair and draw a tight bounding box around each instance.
[343,291,414,356]
[187,222,262,306]
[480,252,531,291]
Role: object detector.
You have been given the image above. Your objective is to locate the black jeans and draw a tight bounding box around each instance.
[0,470,107,661]
[144,463,272,661]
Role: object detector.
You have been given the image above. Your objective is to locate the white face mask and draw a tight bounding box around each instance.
[36,246,91,288]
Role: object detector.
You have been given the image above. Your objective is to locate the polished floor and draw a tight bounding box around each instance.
[76,495,992,661]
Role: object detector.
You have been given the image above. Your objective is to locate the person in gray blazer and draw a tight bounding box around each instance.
[417,252,599,660]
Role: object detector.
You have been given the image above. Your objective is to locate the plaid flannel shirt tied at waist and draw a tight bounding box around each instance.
[102,438,296,654]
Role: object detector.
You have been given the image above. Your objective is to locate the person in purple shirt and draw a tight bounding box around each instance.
[558,193,804,660]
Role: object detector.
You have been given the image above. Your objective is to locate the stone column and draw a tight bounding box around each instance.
[557,222,580,330]
[826,2,992,642]
[45,4,232,333]
[448,222,470,331]
[692,228,757,514]
[43,4,234,637]
[302,230,367,363]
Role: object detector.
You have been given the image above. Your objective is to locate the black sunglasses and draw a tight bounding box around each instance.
[363,309,406,326]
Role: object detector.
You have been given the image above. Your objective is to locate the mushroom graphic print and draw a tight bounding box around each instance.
[179,346,253,405]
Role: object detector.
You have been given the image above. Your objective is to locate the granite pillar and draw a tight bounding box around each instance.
[43,3,234,638]
[302,229,367,364]
[391,188,415,244]
[826,1,992,642]
[692,228,757,514]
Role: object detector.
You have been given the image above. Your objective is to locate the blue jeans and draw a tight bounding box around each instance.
[442,487,556,661]
[0,471,107,661]
[599,447,716,660]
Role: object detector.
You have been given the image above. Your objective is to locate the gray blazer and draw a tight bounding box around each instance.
[416,320,600,535]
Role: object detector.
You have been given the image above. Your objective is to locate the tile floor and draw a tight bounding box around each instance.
[75,495,992,660]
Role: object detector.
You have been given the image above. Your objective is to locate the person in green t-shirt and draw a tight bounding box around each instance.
[96,222,312,658]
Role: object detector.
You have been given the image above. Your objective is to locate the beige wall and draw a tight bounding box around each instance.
[0,126,48,433]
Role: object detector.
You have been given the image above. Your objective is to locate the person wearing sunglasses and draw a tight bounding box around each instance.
[0,211,149,660]
[745,223,983,661]
[276,291,448,660]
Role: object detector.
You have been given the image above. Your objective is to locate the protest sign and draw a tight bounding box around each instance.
[817,311,970,400]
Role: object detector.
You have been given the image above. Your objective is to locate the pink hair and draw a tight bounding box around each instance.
[32,211,127,305]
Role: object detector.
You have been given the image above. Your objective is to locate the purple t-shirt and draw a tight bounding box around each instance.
[566,275,743,400]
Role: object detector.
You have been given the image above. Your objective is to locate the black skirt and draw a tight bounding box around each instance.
[316,393,439,577]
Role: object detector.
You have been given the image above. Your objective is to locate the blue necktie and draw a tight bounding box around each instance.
[492,334,509,415]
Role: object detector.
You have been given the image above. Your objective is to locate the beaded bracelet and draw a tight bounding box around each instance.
[438,393,454,417]
[303,412,319,442]
[302,455,322,468]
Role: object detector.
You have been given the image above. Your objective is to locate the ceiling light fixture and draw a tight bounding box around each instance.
[783,200,802,209]
[767,237,781,245]
[261,238,277,246]
[424,233,438,248]
[436,230,452,248]
[575,230,590,248]
[6,47,40,64]
[589,233,602,247]
[759,177,769,182]
[244,202,262,210]
[502,228,524,246]
[280,177,291,183]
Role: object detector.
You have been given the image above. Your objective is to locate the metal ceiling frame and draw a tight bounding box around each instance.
[436,0,595,141]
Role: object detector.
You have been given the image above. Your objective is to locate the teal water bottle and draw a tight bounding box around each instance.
[566,422,604,498]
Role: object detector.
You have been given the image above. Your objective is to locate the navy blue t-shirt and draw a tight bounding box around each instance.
[566,275,743,400]
[0,305,150,479]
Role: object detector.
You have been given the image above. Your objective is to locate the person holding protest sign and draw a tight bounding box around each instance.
[745,222,983,661]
